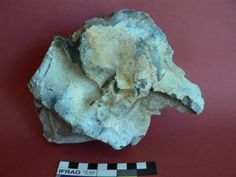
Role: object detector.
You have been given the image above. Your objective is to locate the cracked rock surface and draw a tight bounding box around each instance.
[29,9,204,150]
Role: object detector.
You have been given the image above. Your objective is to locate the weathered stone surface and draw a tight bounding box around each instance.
[28,9,204,149]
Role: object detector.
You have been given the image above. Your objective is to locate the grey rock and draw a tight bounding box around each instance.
[29,9,204,150]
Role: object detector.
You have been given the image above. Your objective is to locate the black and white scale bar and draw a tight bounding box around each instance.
[56,161,157,176]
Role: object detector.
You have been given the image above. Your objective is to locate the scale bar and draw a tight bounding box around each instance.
[56,161,157,177]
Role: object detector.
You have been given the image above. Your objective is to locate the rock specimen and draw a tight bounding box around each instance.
[28,9,204,150]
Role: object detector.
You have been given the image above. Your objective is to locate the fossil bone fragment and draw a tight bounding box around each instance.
[28,9,204,149]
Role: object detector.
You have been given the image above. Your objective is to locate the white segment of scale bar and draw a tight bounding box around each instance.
[58,161,69,169]
[97,170,117,177]
[136,162,147,169]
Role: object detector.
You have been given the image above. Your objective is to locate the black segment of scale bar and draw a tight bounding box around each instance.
[88,163,98,169]
[127,162,137,169]
[107,163,117,169]
[68,162,79,169]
